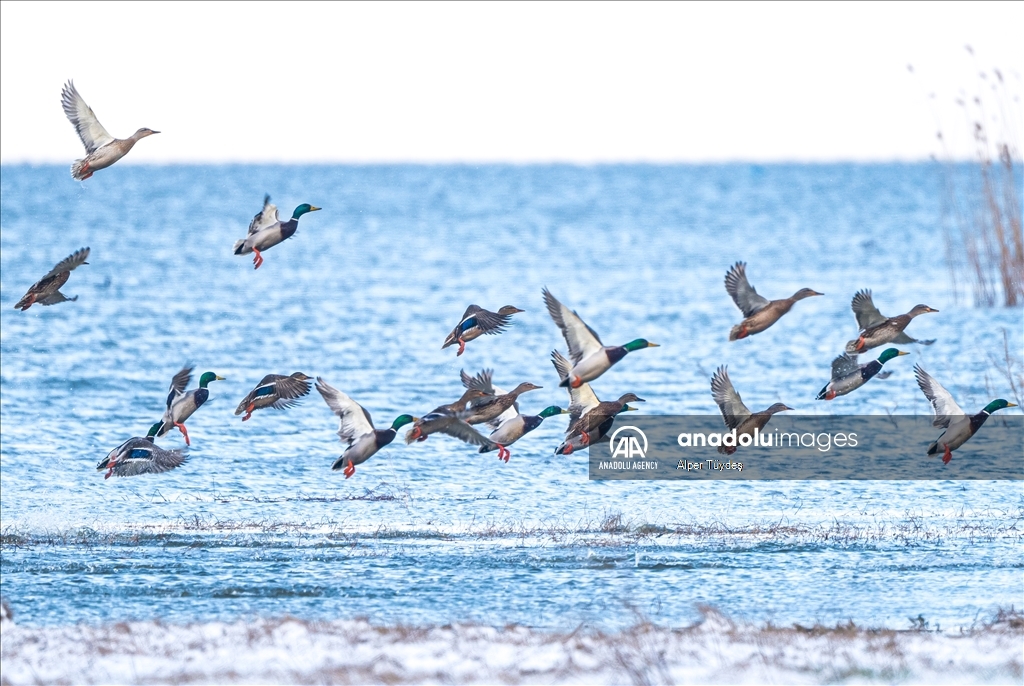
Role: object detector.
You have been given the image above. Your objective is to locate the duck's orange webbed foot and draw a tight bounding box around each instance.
[175,422,191,446]
[580,432,590,447]
[242,403,255,422]
[736,325,749,340]
[343,459,356,478]
[570,376,583,389]
[456,338,466,356]
[942,444,953,465]
[252,249,263,270]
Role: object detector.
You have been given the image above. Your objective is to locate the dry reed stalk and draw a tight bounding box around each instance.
[929,49,1023,307]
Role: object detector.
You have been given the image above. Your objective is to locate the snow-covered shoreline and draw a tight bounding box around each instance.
[2,608,1021,684]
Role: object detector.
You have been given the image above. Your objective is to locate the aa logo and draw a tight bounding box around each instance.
[609,426,648,459]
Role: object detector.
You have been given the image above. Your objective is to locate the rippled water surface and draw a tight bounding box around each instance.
[1,163,1021,630]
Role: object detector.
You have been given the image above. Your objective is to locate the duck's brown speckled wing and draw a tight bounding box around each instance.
[15,248,90,310]
[271,374,313,408]
[112,446,188,477]
[41,247,91,280]
[37,291,77,306]
[465,306,515,336]
[851,289,887,330]
[461,368,495,394]
[711,366,751,430]
[433,417,497,449]
[725,262,770,318]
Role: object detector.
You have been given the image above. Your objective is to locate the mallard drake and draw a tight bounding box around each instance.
[404,389,496,449]
[725,262,822,341]
[543,287,658,388]
[154,367,225,445]
[314,377,417,478]
[555,393,643,455]
[61,81,158,180]
[816,348,909,400]
[845,303,938,354]
[914,365,1017,464]
[233,195,321,269]
[442,305,525,356]
[711,366,792,455]
[235,372,312,421]
[480,406,567,462]
[851,290,936,346]
[97,425,186,479]
[14,247,89,310]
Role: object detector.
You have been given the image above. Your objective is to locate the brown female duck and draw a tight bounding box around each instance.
[711,366,792,455]
[442,305,525,356]
[61,81,158,180]
[845,303,938,354]
[555,393,643,455]
[14,247,89,310]
[234,372,313,421]
[404,389,495,447]
[725,262,822,340]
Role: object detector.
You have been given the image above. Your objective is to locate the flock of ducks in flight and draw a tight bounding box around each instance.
[12,82,1019,479]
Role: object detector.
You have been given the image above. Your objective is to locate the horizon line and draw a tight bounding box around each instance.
[2,157,1015,167]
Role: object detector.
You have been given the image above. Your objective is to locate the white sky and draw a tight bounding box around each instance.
[1,1,1020,163]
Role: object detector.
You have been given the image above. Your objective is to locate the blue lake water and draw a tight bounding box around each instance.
[1,163,1021,631]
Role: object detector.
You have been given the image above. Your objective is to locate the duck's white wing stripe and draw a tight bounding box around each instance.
[61,81,114,154]
[914,365,965,428]
[316,377,374,445]
[543,288,604,365]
